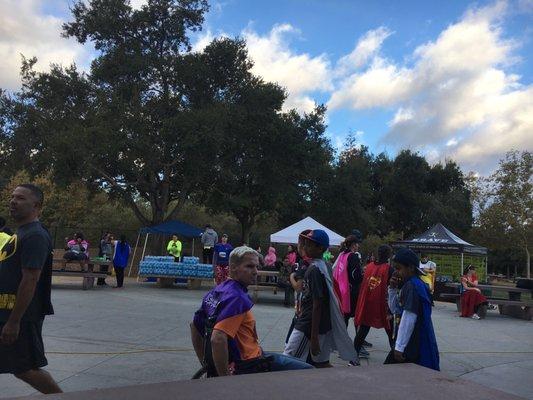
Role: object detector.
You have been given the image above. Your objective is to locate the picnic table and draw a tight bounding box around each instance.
[442,282,532,320]
[52,259,111,290]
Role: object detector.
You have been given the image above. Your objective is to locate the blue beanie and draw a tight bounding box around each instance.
[393,247,422,273]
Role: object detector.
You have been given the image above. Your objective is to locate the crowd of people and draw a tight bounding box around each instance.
[189,228,441,377]
[61,232,132,288]
[0,183,487,394]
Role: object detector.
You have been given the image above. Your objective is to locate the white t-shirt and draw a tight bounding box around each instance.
[419,260,437,271]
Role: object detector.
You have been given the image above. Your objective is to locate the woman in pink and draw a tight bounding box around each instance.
[264,247,277,267]
[284,245,297,266]
[332,234,363,326]
[460,265,487,319]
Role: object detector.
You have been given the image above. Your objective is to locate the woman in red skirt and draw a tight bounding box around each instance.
[460,265,487,320]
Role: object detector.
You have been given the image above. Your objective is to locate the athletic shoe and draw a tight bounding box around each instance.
[363,340,373,347]
[472,313,481,320]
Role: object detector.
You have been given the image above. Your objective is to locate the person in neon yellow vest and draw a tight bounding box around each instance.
[167,235,182,261]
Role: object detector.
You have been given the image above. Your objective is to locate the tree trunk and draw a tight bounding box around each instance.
[241,222,252,246]
[149,208,166,256]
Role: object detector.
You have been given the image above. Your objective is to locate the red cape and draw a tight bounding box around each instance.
[355,262,391,330]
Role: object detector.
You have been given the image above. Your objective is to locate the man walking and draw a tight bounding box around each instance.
[0,184,62,394]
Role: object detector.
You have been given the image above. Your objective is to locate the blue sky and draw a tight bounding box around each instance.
[1,0,532,173]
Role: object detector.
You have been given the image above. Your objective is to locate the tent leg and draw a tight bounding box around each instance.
[140,234,149,261]
[128,230,141,278]
[192,238,195,257]
[460,252,464,276]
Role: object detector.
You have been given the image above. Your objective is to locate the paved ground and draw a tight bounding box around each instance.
[1,277,532,399]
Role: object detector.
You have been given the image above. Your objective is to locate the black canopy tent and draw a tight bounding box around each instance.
[392,223,488,276]
[128,220,203,276]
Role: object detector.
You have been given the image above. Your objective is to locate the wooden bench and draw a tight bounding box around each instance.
[489,298,532,321]
[439,293,532,320]
[52,259,110,290]
[52,270,109,290]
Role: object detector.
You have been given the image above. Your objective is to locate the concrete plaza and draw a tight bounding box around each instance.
[1,277,532,399]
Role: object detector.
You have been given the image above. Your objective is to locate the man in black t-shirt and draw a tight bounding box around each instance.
[0,184,61,394]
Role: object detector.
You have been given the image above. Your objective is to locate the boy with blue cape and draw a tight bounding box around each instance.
[389,247,439,371]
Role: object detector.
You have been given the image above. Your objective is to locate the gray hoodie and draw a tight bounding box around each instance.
[201,228,218,248]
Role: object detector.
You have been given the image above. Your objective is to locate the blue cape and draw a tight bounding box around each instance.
[410,276,440,371]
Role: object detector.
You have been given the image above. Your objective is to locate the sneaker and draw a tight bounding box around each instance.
[472,313,481,320]
[362,340,373,348]
[358,347,370,359]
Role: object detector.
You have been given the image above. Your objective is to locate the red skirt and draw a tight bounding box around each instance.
[215,265,229,285]
[460,290,487,317]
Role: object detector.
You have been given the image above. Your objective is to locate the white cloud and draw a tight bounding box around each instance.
[0,0,91,91]
[336,27,392,76]
[446,138,459,147]
[129,0,147,10]
[327,1,533,173]
[243,24,332,113]
[191,29,216,53]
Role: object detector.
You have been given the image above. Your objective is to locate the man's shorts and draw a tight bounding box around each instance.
[63,251,88,261]
[283,328,333,364]
[0,320,48,374]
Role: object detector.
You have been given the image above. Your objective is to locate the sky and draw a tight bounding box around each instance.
[1,0,532,174]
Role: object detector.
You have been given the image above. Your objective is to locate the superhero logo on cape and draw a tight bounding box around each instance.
[0,234,17,263]
[368,276,382,290]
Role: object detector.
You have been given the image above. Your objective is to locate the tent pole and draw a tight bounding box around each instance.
[140,234,149,263]
[460,252,464,276]
[128,230,141,278]
[192,238,195,257]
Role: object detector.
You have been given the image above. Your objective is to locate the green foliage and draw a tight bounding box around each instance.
[470,150,532,277]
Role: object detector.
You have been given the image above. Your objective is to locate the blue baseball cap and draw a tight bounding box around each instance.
[300,229,330,249]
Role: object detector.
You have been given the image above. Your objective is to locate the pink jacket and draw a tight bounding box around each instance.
[67,239,89,257]
[264,247,277,266]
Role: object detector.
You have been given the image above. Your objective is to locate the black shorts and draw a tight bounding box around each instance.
[0,320,48,374]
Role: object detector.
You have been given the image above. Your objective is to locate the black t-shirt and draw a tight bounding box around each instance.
[0,221,54,322]
[294,262,332,337]
[400,278,422,362]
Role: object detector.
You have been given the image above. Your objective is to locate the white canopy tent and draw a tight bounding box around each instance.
[270,216,345,246]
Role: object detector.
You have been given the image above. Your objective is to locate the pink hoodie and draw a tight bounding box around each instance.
[264,247,277,267]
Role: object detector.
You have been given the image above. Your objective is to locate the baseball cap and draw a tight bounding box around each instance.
[300,229,330,249]
[392,247,426,275]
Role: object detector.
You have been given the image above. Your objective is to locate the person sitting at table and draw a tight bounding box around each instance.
[62,233,89,271]
[264,247,277,267]
[460,265,487,320]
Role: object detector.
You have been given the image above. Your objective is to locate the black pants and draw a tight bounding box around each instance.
[97,264,109,285]
[354,325,394,353]
[114,267,125,287]
[203,247,214,264]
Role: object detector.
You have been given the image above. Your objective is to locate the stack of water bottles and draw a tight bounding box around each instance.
[139,255,213,279]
